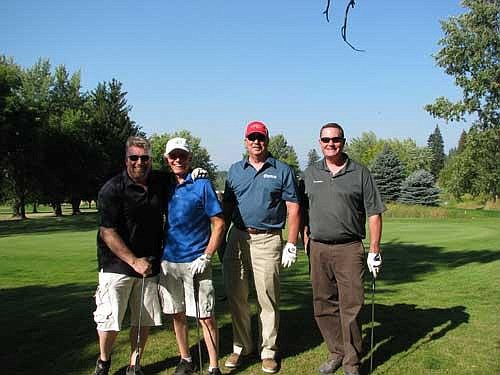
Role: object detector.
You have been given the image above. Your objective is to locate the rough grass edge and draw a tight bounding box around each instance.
[385,203,500,219]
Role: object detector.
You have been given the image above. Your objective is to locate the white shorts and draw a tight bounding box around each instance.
[93,271,162,331]
[159,260,215,318]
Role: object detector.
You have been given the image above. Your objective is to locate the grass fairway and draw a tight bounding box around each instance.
[0,213,499,374]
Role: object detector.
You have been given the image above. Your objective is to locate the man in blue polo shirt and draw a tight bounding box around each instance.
[222,121,300,374]
[159,137,225,375]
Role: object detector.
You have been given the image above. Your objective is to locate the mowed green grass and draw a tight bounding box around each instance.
[0,213,499,374]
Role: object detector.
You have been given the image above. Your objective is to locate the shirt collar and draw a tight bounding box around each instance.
[243,153,276,169]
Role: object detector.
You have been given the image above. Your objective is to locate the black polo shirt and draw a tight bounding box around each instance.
[96,170,171,277]
[303,155,385,242]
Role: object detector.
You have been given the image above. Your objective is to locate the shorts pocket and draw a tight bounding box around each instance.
[93,284,112,324]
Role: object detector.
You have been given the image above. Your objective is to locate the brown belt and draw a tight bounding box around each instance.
[240,227,282,235]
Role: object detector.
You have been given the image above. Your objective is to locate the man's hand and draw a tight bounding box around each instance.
[367,252,382,278]
[131,257,153,277]
[191,168,208,180]
[189,253,212,276]
[281,242,297,268]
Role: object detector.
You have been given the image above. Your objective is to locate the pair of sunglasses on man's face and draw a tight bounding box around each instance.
[320,137,345,144]
[128,155,150,162]
[247,133,267,142]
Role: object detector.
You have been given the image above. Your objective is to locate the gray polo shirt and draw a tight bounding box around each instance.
[303,155,385,242]
[223,155,299,230]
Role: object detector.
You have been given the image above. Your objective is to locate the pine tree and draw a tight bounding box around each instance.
[398,170,440,206]
[370,146,405,202]
[306,148,320,167]
[427,125,445,178]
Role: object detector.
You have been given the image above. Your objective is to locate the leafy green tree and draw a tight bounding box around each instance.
[2,58,52,218]
[306,148,321,167]
[345,131,384,166]
[347,132,431,176]
[42,65,88,215]
[370,147,405,202]
[398,170,441,206]
[386,138,432,177]
[150,130,217,177]
[427,125,445,178]
[267,134,300,176]
[440,127,499,199]
[425,0,499,129]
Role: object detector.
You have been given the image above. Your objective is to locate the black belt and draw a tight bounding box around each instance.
[312,238,360,245]
[236,226,281,235]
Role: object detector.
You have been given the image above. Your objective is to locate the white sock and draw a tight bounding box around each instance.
[182,356,192,362]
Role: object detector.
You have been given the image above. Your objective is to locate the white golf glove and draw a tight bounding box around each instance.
[191,168,208,180]
[281,242,297,268]
[189,253,211,276]
[367,252,382,278]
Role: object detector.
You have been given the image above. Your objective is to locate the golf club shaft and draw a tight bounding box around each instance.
[193,274,203,375]
[370,276,376,374]
[135,275,146,367]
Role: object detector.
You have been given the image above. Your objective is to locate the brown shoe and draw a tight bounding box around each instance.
[262,358,279,374]
[225,353,242,368]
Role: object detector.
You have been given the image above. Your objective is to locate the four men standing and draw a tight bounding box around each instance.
[93,122,384,375]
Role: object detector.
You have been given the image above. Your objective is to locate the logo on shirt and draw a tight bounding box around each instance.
[263,174,277,179]
[313,180,324,183]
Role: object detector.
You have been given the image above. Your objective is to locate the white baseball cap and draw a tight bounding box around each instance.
[164,137,190,156]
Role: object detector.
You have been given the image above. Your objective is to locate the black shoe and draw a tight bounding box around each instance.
[208,368,223,375]
[318,357,342,374]
[126,365,145,375]
[174,358,196,375]
[94,359,111,375]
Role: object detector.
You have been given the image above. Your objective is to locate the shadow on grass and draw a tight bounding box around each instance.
[0,283,97,375]
[381,241,500,284]
[360,303,469,374]
[0,212,99,237]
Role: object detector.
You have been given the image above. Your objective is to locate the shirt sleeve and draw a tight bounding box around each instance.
[97,182,122,228]
[281,167,299,203]
[362,168,386,216]
[202,180,223,218]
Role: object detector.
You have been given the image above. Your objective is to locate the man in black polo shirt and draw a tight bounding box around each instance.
[93,136,167,375]
[303,123,385,375]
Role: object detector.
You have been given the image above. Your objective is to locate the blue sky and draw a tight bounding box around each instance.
[1,0,468,170]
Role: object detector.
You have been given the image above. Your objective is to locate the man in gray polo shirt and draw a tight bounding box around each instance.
[303,123,385,375]
[222,121,300,374]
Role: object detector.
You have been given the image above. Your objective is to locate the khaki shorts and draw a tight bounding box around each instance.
[159,260,215,318]
[93,271,162,331]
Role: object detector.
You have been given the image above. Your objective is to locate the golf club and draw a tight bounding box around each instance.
[132,257,154,374]
[370,275,376,374]
[193,274,203,375]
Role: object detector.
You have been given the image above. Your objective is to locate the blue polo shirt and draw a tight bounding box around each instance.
[223,155,299,230]
[163,174,222,263]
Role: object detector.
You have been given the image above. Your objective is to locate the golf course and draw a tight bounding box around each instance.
[0,204,498,375]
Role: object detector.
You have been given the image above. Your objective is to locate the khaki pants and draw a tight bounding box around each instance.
[310,240,365,372]
[223,227,282,359]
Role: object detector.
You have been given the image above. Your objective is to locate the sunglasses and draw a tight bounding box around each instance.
[320,137,345,144]
[247,133,267,142]
[128,155,150,162]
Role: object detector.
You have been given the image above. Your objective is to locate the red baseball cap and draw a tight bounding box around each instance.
[245,121,269,138]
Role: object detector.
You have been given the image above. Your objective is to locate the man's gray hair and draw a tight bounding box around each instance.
[125,136,151,155]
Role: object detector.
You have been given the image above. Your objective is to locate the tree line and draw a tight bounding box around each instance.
[1,0,497,217]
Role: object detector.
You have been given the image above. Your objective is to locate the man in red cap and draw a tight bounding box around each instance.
[221,121,300,374]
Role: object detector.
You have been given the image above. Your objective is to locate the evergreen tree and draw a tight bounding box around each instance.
[306,148,320,167]
[268,134,300,176]
[370,146,405,202]
[427,125,445,178]
[398,169,440,206]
